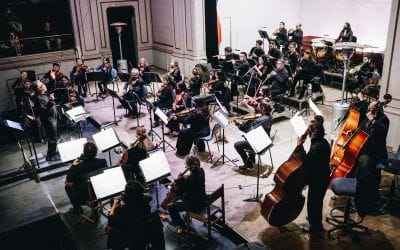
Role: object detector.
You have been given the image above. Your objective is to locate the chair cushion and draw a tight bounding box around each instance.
[376,159,400,175]
[331,177,357,196]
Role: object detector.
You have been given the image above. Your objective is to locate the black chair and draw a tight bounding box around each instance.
[193,124,221,164]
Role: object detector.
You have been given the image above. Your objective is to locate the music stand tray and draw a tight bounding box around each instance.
[258,30,270,40]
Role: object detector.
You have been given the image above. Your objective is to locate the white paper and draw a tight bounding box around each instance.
[5,120,24,131]
[90,167,126,200]
[212,110,229,128]
[290,114,307,137]
[57,138,87,163]
[92,128,120,152]
[244,126,273,154]
[65,106,90,122]
[215,97,228,115]
[308,99,323,116]
[155,107,169,124]
[139,150,171,183]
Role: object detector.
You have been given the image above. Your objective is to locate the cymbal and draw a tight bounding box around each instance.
[332,42,369,50]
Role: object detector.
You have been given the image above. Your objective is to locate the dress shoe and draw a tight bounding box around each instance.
[46,155,57,161]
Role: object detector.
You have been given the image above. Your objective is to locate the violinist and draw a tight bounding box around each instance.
[297,115,330,233]
[289,51,315,98]
[62,76,84,107]
[64,142,107,214]
[233,101,273,170]
[119,126,154,183]
[12,70,29,115]
[168,60,182,85]
[120,69,146,118]
[167,155,206,234]
[188,67,203,97]
[96,57,113,98]
[165,82,192,135]
[249,40,265,60]
[241,86,270,111]
[138,57,151,84]
[42,63,65,93]
[208,71,232,113]
[152,76,175,127]
[70,58,88,97]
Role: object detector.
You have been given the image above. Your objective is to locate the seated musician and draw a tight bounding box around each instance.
[120,68,146,118]
[96,57,114,98]
[107,180,165,249]
[12,70,30,115]
[246,55,272,97]
[42,63,65,93]
[288,23,303,53]
[234,101,273,170]
[62,76,84,107]
[297,115,330,233]
[267,41,282,66]
[249,40,265,59]
[188,67,203,97]
[355,100,389,214]
[152,75,175,127]
[289,51,315,98]
[138,57,151,84]
[168,60,182,85]
[70,58,88,97]
[231,52,250,97]
[268,59,289,99]
[175,97,210,157]
[208,71,232,113]
[167,155,206,234]
[286,42,300,73]
[241,86,270,112]
[120,126,154,184]
[166,82,192,135]
[272,21,289,50]
[348,56,374,94]
[64,142,107,214]
[219,47,239,76]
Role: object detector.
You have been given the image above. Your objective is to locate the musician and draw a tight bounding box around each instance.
[288,23,303,52]
[64,142,107,214]
[286,42,300,73]
[32,81,58,161]
[289,51,315,98]
[62,76,85,107]
[268,59,289,99]
[175,97,210,157]
[120,68,146,118]
[233,101,273,170]
[70,58,88,97]
[107,180,165,249]
[350,56,374,94]
[267,41,282,66]
[231,52,250,97]
[12,70,29,114]
[337,22,354,42]
[249,40,265,59]
[168,60,182,85]
[167,155,206,234]
[138,57,151,84]
[19,80,42,142]
[96,57,113,98]
[120,126,154,183]
[297,115,330,233]
[208,71,232,112]
[273,22,289,49]
[355,100,389,214]
[188,67,203,97]
[43,63,65,93]
[40,21,61,51]
[220,47,239,75]
[166,82,192,135]
[246,55,272,97]
[152,75,175,127]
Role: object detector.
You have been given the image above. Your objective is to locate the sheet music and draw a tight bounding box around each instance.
[4,119,24,131]
[92,128,120,152]
[57,138,87,163]
[155,108,169,124]
[244,126,273,154]
[290,114,307,137]
[140,150,171,183]
[308,99,323,116]
[90,167,126,200]
[215,97,228,115]
[65,106,90,122]
[212,110,229,128]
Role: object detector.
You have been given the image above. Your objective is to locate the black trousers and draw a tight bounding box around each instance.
[65,182,88,209]
[307,176,329,228]
[356,154,381,200]
[176,127,209,156]
[290,71,311,96]
[168,200,203,227]
[98,80,109,94]
[234,140,255,167]
[119,93,138,115]
[76,79,87,96]
[41,117,58,157]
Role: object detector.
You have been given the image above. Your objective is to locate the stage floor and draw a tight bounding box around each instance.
[1,80,400,249]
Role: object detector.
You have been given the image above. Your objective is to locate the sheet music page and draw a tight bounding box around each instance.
[140,150,171,183]
[57,138,87,163]
[90,167,126,200]
[65,106,88,120]
[290,114,307,137]
[155,108,169,124]
[215,97,228,115]
[5,120,24,131]
[213,110,229,128]
[92,128,120,152]
[308,99,323,116]
[244,126,273,154]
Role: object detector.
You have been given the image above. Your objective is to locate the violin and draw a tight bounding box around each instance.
[161,168,190,210]
[176,107,195,117]
[157,81,169,96]
[202,79,217,88]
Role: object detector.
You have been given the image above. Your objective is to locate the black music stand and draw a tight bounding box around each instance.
[144,72,162,102]
[154,107,176,152]
[243,126,273,203]
[110,77,121,125]
[258,29,270,51]
[86,71,105,102]
[145,100,162,142]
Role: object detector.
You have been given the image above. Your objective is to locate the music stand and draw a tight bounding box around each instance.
[92,128,121,166]
[145,100,162,142]
[243,125,273,202]
[154,107,176,152]
[65,106,90,137]
[57,138,87,163]
[86,71,105,102]
[258,29,270,51]
[211,110,237,168]
[144,72,162,102]
[139,150,172,211]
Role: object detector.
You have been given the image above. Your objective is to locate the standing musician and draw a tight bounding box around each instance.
[42,63,65,94]
[246,55,272,97]
[12,70,30,114]
[32,81,58,161]
[249,40,265,59]
[137,57,151,84]
[120,68,147,118]
[288,23,303,53]
[268,59,289,99]
[297,115,330,233]
[70,58,88,97]
[152,75,175,127]
[273,21,289,50]
[233,101,273,170]
[165,82,192,135]
[267,41,282,66]
[167,155,206,234]
[337,22,354,42]
[119,126,154,184]
[175,97,210,157]
[286,42,300,73]
[188,67,203,97]
[289,51,315,98]
[168,60,182,85]
[96,57,113,98]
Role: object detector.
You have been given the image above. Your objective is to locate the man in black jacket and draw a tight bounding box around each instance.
[64,142,107,214]
[167,155,206,234]
[152,75,175,127]
[269,59,289,98]
[289,51,315,98]
[298,115,331,233]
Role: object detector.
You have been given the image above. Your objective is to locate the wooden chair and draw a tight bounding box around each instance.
[185,184,225,241]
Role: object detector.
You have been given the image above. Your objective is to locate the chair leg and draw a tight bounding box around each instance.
[206,141,213,163]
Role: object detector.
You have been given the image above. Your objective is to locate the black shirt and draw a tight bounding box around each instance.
[249,47,265,59]
[176,168,206,209]
[287,51,299,73]
[289,29,303,46]
[183,110,210,132]
[271,68,289,91]
[361,113,389,161]
[189,76,203,96]
[338,29,353,42]
[66,158,107,186]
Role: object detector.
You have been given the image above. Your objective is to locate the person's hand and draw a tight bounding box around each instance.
[49,93,55,101]
[270,71,276,76]
[297,136,306,146]
[172,103,177,111]
[72,158,80,166]
[64,180,73,187]
[367,111,376,121]
[171,115,177,121]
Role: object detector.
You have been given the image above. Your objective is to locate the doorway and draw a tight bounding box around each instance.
[204,0,218,67]
[106,7,138,71]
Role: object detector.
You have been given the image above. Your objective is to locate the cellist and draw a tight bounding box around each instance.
[297,115,330,233]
